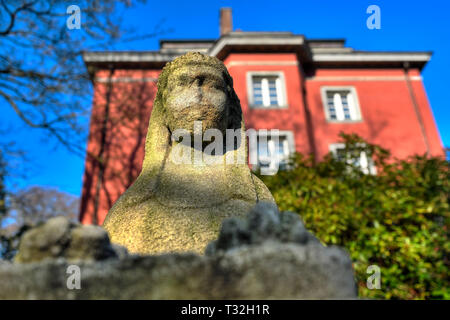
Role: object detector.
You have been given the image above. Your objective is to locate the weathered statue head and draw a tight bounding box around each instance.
[103,52,275,255]
[155,52,241,136]
[142,52,248,170]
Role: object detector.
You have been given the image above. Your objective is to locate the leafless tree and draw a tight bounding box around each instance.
[0,0,165,156]
[5,185,79,227]
[0,185,80,259]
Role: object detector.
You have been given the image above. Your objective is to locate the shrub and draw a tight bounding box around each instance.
[258,133,449,299]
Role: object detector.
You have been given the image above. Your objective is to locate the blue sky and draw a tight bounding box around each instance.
[3,0,449,198]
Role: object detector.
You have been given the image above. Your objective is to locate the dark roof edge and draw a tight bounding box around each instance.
[159,39,216,44]
[308,38,346,43]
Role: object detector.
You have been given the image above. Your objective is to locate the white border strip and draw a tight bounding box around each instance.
[226,61,298,68]
[313,52,431,62]
[307,76,422,81]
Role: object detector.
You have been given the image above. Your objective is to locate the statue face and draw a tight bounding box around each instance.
[165,64,229,135]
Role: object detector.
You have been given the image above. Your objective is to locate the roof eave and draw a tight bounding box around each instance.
[311,51,432,70]
[208,32,311,62]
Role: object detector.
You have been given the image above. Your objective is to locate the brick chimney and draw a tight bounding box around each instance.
[220,8,233,36]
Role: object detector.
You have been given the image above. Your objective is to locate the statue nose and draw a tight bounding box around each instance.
[192,79,203,101]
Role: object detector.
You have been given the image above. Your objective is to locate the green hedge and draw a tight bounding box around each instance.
[258,133,449,299]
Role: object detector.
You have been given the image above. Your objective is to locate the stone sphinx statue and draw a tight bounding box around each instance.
[103,52,275,254]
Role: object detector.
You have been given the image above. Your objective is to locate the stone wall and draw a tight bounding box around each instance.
[0,202,357,299]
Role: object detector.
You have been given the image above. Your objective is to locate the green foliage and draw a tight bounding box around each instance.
[259,133,449,299]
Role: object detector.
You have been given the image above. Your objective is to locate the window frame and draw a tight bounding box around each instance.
[320,86,363,123]
[329,142,377,175]
[251,130,295,175]
[247,71,288,109]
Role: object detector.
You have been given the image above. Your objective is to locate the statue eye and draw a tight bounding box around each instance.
[196,76,205,86]
[208,79,224,90]
[178,74,191,86]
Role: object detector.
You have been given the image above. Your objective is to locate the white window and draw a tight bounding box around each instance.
[321,87,362,122]
[251,130,295,175]
[329,143,376,175]
[247,72,287,108]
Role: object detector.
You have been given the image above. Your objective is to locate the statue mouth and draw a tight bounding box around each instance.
[175,104,224,122]
[188,103,223,112]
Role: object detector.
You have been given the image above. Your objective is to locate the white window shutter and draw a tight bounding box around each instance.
[283,139,290,157]
[334,93,345,121]
[261,78,270,107]
[360,151,369,174]
[275,77,284,106]
[347,92,358,120]
[269,139,279,173]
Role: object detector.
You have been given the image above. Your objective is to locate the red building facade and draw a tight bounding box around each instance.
[80,11,443,224]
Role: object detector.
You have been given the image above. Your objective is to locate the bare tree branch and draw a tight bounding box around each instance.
[0,0,165,158]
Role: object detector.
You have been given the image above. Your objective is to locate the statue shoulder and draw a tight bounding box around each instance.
[251,173,276,203]
[103,171,158,226]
